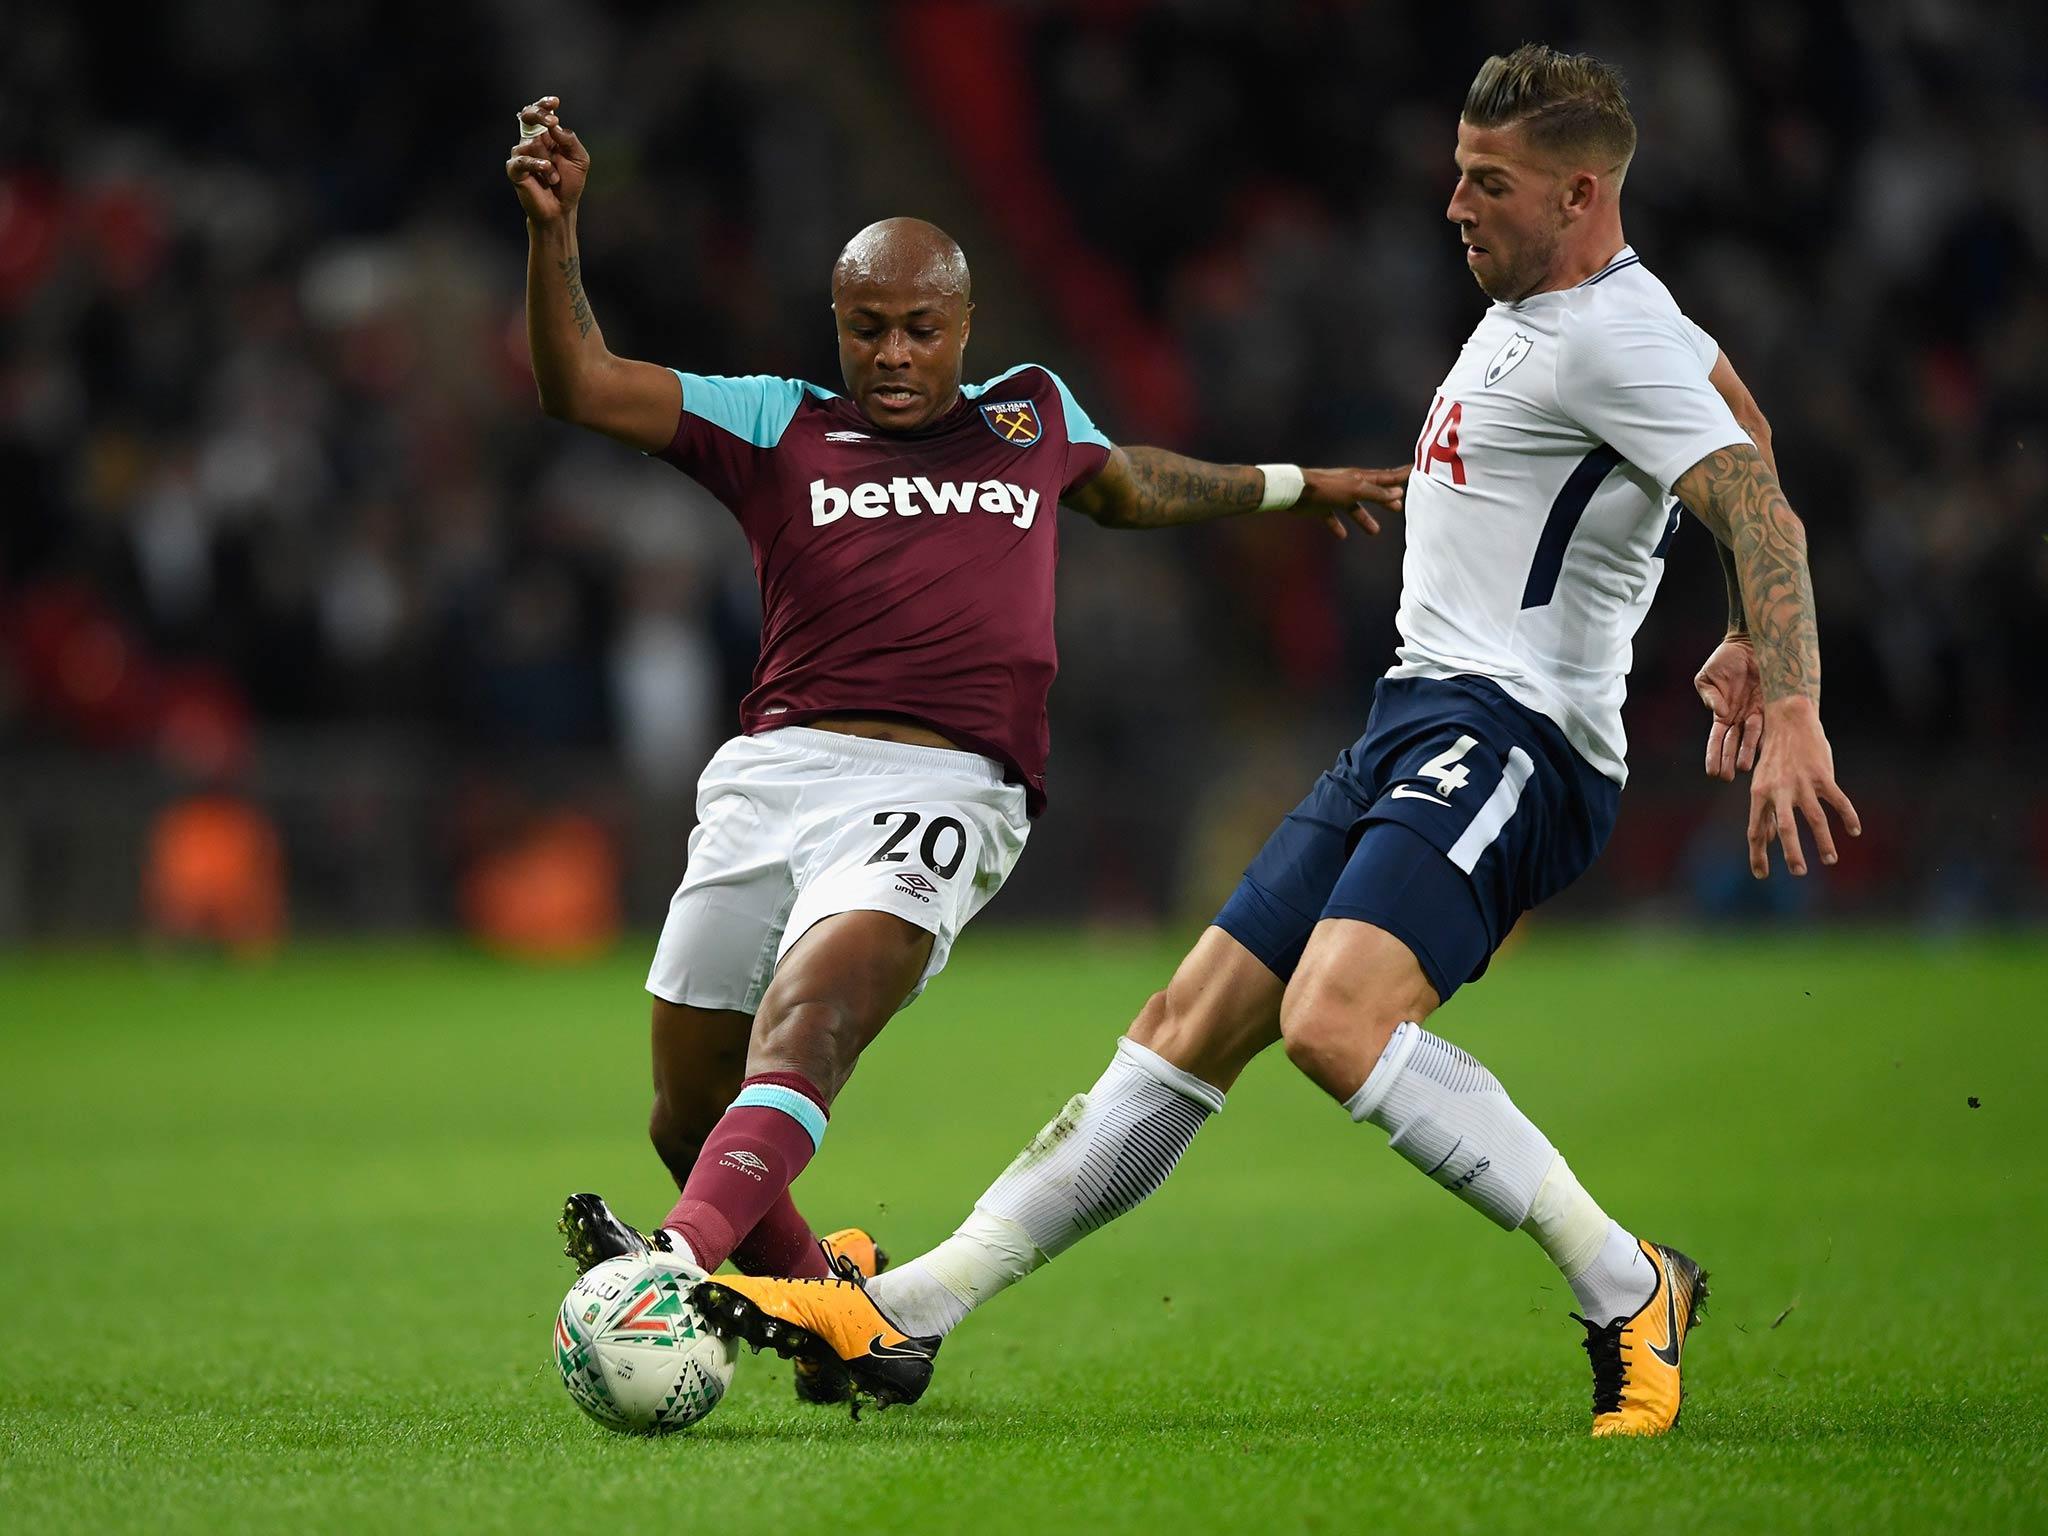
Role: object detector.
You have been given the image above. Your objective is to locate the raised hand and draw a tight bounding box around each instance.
[1694,635,1763,781]
[1746,698,1860,878]
[1295,466,1408,540]
[506,96,591,224]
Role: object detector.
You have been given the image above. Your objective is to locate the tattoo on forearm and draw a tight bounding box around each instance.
[1712,529,1748,636]
[1108,448,1264,528]
[1678,445,1818,702]
[557,255,595,340]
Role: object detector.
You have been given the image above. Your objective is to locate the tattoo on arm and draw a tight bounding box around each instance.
[1090,447,1263,528]
[557,256,595,340]
[1677,444,1818,701]
[1713,531,1748,637]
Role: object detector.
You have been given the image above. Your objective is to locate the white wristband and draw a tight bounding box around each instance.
[1257,463,1305,511]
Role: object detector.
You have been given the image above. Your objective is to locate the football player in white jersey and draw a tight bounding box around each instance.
[685,45,1858,1437]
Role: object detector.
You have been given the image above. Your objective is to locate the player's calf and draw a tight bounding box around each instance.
[648,997,754,1187]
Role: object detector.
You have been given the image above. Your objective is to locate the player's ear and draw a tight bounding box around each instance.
[960,302,973,350]
[1562,169,1598,220]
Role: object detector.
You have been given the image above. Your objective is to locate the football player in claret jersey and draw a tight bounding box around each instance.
[504,100,1406,1404]
[700,46,1861,1435]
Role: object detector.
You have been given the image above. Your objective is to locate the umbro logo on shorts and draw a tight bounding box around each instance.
[894,872,939,904]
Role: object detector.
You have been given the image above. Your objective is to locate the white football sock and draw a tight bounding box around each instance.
[653,1227,704,1276]
[1344,1024,1655,1324]
[1343,1021,1558,1229]
[865,1037,1223,1339]
[862,1207,1039,1339]
[1522,1157,1655,1325]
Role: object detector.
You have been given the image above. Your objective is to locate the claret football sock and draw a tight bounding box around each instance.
[1343,1023,1654,1323]
[731,1189,835,1280]
[866,1036,1223,1339]
[661,1071,829,1274]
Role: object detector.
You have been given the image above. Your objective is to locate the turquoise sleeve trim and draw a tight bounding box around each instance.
[962,363,1114,451]
[1047,370,1113,451]
[671,370,836,449]
[732,1083,828,1151]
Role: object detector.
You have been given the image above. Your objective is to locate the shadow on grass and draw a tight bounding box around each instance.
[677,1385,2038,1458]
[684,1392,1568,1448]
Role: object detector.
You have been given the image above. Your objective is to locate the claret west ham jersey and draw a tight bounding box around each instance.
[1393,246,1752,784]
[653,363,1112,813]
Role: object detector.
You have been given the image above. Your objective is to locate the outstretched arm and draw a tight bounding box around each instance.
[507,96,680,453]
[1673,439,1860,877]
[1065,447,1406,537]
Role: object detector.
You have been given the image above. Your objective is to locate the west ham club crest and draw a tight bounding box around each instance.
[979,399,1042,445]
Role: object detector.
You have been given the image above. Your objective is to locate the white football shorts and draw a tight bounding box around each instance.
[646,726,1031,1014]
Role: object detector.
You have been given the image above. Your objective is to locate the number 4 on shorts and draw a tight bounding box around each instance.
[1418,735,1479,797]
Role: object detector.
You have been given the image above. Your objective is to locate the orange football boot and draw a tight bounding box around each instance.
[792,1229,891,1403]
[820,1227,889,1281]
[693,1271,937,1414]
[1578,1238,1709,1436]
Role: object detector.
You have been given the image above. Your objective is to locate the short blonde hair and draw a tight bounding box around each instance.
[1463,44,1637,182]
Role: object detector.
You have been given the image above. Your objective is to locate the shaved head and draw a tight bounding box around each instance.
[832,217,971,304]
[831,217,975,431]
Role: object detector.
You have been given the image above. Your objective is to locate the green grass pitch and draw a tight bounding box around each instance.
[2,930,2044,1533]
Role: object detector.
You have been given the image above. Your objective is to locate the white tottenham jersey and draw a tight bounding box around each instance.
[1390,246,1750,785]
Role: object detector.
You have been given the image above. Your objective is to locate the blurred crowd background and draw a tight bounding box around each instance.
[3,0,2042,950]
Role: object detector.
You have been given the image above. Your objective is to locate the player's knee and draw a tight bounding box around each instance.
[1279,970,1403,1101]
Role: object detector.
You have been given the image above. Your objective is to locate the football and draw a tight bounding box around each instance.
[552,1256,738,1433]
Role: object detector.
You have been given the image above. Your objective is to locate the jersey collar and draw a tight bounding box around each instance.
[1575,244,1640,288]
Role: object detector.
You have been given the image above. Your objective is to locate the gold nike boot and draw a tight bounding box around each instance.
[791,1229,891,1404]
[693,1270,937,1415]
[1577,1238,1709,1436]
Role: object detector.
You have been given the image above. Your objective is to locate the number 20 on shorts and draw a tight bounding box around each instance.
[867,811,968,879]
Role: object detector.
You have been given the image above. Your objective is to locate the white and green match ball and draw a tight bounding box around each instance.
[553,1255,737,1434]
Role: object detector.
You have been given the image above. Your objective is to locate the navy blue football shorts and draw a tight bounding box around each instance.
[1213,675,1620,1003]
